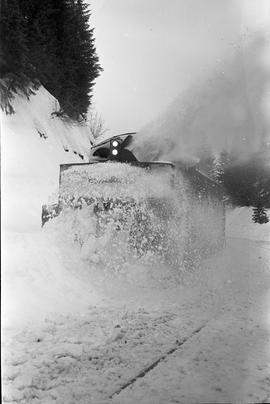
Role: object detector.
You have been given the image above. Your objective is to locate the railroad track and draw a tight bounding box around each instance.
[109,321,209,399]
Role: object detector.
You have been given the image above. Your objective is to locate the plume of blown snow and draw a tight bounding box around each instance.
[133,32,270,164]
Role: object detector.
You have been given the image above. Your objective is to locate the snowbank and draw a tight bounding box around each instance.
[1,87,98,329]
[1,86,92,232]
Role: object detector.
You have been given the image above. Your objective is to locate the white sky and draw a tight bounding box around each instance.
[89,0,270,135]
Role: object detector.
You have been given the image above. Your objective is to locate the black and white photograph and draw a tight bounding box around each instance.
[1,0,270,403]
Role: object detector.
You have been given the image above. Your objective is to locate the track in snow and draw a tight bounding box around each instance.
[110,322,208,399]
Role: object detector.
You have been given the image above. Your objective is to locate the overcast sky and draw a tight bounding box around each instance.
[89,0,270,136]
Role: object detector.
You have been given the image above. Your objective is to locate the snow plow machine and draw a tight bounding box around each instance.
[42,133,225,270]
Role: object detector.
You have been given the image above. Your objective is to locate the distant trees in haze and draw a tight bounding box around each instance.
[199,147,270,224]
[0,0,102,120]
[88,110,107,140]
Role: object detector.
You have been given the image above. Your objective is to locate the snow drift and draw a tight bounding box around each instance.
[2,86,92,232]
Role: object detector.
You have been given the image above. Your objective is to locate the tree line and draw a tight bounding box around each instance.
[198,147,270,224]
[0,0,102,120]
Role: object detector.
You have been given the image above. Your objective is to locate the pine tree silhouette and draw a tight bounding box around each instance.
[56,0,102,119]
[213,150,233,184]
[252,206,269,224]
[0,0,39,112]
[21,0,62,95]
[1,0,102,120]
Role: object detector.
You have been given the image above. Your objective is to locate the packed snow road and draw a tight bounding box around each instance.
[2,232,270,404]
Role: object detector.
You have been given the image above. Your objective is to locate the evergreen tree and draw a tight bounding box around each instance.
[19,0,63,95]
[213,150,233,183]
[252,206,269,224]
[1,0,102,120]
[219,149,270,223]
[0,0,38,112]
[56,0,102,119]
[197,143,215,178]
[1,0,27,78]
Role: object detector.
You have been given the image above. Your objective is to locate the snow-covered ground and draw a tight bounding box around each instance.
[2,215,270,404]
[226,206,270,242]
[2,89,270,403]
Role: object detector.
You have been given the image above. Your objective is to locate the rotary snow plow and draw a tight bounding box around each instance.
[42,133,225,269]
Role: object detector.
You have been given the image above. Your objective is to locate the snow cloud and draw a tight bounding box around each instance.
[90,0,270,162]
[135,32,270,162]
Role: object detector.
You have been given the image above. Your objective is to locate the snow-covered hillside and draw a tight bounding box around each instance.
[2,206,270,403]
[2,86,92,232]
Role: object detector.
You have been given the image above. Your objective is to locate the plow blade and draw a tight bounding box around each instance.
[42,161,225,269]
[59,162,184,267]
